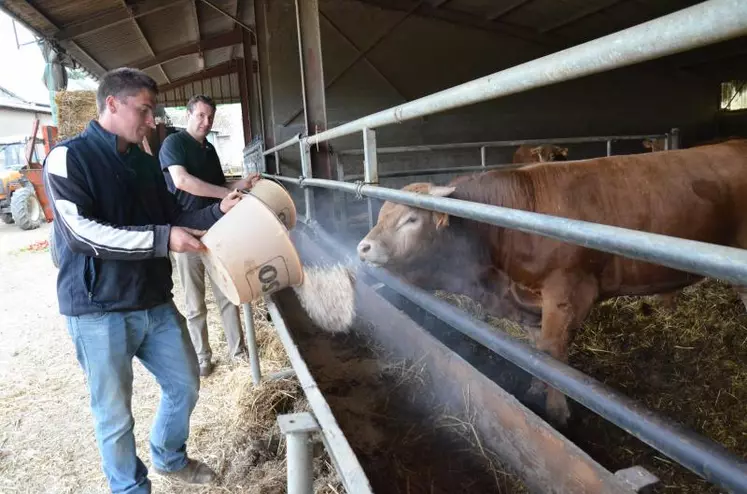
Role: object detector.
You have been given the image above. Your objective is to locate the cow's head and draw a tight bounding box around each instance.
[531,144,569,162]
[642,138,666,152]
[357,182,455,267]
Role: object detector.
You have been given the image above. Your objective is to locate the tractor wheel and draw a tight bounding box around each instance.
[49,227,60,268]
[1,213,13,224]
[10,187,43,230]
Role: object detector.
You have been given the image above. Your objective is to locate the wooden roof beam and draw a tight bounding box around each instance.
[157,58,242,92]
[129,28,242,70]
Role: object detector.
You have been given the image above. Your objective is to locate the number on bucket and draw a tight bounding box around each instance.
[258,264,280,293]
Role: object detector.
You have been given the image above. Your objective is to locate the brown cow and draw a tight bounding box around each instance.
[642,137,667,152]
[357,139,747,426]
[513,144,569,164]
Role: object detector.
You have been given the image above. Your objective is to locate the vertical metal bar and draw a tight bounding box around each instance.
[665,133,670,151]
[286,432,312,494]
[336,155,348,229]
[278,413,319,494]
[275,151,281,176]
[480,145,487,167]
[606,140,612,156]
[300,141,314,221]
[242,303,261,385]
[670,127,680,149]
[363,128,378,229]
[294,0,310,132]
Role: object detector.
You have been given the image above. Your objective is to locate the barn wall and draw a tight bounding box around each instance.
[0,108,53,139]
[262,0,719,176]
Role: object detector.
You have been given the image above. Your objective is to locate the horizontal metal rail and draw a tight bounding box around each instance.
[257,0,746,151]
[335,133,667,156]
[297,222,747,493]
[263,133,301,156]
[264,174,747,287]
[342,163,522,181]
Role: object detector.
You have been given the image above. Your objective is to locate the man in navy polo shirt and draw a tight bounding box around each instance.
[44,68,242,493]
[159,95,258,377]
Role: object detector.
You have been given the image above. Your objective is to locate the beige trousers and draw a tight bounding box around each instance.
[174,252,245,363]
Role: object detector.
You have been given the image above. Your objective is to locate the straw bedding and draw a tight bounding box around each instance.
[436,279,747,493]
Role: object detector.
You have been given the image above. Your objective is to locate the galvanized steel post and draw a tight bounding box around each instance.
[278,412,320,494]
[363,127,379,229]
[242,303,261,385]
[480,145,487,167]
[300,141,314,221]
[670,127,680,150]
[606,140,612,156]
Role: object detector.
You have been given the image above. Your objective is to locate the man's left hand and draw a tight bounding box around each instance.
[234,173,261,191]
[220,190,243,213]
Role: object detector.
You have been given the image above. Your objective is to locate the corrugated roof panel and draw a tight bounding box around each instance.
[76,21,148,69]
[40,0,120,27]
[138,3,198,52]
[197,0,237,36]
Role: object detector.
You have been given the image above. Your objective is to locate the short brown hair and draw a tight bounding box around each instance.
[96,68,158,114]
[187,94,217,114]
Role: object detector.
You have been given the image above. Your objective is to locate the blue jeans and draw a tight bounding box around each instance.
[66,301,200,494]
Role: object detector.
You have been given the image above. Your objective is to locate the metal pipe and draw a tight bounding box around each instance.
[293,0,310,134]
[671,127,681,150]
[344,163,522,181]
[242,303,261,385]
[286,431,312,494]
[305,0,747,146]
[336,133,668,156]
[299,141,315,221]
[265,175,747,287]
[263,134,301,156]
[306,222,747,493]
[606,140,612,156]
[480,146,487,167]
[363,128,378,229]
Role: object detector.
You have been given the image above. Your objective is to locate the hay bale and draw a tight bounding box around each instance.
[55,90,98,140]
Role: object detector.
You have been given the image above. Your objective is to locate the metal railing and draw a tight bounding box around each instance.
[257,0,747,491]
[336,131,674,180]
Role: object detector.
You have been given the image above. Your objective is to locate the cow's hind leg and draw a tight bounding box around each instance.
[536,271,599,427]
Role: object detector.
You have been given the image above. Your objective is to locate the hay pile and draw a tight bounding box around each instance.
[436,280,747,493]
[54,90,98,140]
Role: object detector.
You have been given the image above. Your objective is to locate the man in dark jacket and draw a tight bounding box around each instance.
[43,67,241,494]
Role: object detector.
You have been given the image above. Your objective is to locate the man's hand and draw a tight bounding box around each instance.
[220,190,243,214]
[169,227,207,253]
[233,173,261,191]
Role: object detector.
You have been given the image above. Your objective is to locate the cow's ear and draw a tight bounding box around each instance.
[429,186,455,197]
[558,147,568,157]
[433,212,450,230]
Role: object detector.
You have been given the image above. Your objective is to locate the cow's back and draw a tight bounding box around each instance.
[451,140,747,296]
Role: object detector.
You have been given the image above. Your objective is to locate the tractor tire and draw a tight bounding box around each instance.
[10,187,43,231]
[49,227,60,269]
[1,213,13,224]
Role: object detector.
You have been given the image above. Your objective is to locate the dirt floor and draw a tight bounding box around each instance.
[0,222,338,494]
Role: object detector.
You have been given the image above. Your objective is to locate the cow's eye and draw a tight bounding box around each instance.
[406,216,418,224]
